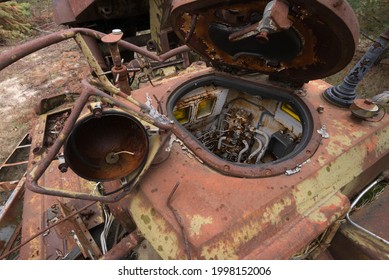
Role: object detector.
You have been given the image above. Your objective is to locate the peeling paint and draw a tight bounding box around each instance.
[189,214,213,237]
[294,145,364,215]
[129,195,182,260]
[200,197,293,259]
[375,128,389,156]
[307,194,344,224]
[326,134,353,156]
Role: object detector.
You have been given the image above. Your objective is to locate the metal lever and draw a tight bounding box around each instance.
[229,0,292,43]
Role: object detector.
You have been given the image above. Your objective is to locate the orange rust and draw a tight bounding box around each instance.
[2,1,386,260]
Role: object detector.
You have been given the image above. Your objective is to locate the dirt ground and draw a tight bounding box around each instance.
[0,33,90,164]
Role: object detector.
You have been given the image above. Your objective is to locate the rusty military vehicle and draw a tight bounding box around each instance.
[0,0,389,260]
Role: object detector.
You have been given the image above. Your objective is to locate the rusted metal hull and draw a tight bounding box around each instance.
[0,0,387,259]
[16,108,104,260]
[0,134,30,191]
[8,64,388,260]
[108,69,389,259]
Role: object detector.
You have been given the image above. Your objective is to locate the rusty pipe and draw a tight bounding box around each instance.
[0,28,190,72]
[101,29,132,95]
[0,27,188,114]
[81,80,173,130]
[26,81,172,202]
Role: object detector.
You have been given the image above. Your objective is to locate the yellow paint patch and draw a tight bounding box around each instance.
[294,144,364,215]
[129,195,182,260]
[307,194,344,224]
[326,134,353,156]
[189,215,213,237]
[375,128,389,156]
[308,211,327,223]
[201,197,293,259]
[262,197,292,225]
[350,130,367,138]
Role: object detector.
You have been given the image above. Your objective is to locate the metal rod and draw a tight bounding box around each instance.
[238,140,249,163]
[99,231,143,260]
[0,201,97,260]
[0,28,190,72]
[346,172,389,245]
[167,182,191,260]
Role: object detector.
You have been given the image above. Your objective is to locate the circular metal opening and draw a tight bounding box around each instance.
[64,111,149,181]
[167,73,321,178]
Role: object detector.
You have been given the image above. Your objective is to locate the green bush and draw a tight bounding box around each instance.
[348,0,389,38]
[0,1,32,44]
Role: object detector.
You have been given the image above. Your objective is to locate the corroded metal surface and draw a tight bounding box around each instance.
[0,134,30,191]
[20,164,104,259]
[19,111,104,259]
[331,221,389,260]
[58,202,102,259]
[68,0,95,18]
[100,231,143,260]
[349,186,389,242]
[171,0,359,82]
[0,177,25,256]
[119,74,389,259]
[2,2,388,260]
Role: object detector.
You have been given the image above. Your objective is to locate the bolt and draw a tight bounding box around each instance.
[58,163,68,173]
[93,108,103,118]
[333,0,344,7]
[33,146,42,155]
[256,30,269,43]
[317,105,325,113]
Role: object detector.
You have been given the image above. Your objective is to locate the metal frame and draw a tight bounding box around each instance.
[346,171,389,246]
[0,28,190,202]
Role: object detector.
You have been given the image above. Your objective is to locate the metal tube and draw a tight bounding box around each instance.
[217,136,227,149]
[255,130,270,164]
[0,27,190,71]
[238,140,249,163]
[248,137,263,161]
[346,172,389,245]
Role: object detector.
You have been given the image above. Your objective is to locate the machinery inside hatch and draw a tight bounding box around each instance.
[171,83,306,165]
[1,0,389,260]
